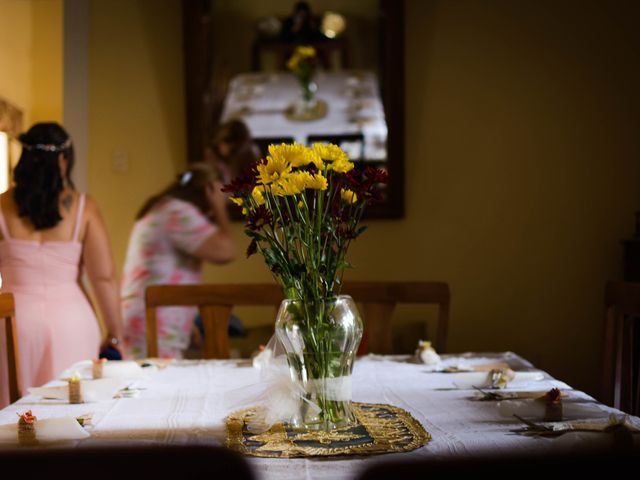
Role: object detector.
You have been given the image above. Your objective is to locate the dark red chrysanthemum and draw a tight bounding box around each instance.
[222,160,261,196]
[345,166,388,203]
[246,205,273,231]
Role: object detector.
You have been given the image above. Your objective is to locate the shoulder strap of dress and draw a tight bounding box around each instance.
[72,193,86,243]
[0,197,10,240]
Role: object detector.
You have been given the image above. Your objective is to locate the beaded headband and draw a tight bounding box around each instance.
[21,138,72,153]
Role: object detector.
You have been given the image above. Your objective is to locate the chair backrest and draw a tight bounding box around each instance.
[145,281,450,359]
[253,137,295,158]
[0,292,20,403]
[0,445,255,479]
[307,133,365,160]
[341,281,450,354]
[145,283,283,359]
[601,281,640,414]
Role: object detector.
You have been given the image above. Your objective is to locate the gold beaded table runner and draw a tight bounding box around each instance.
[226,402,431,458]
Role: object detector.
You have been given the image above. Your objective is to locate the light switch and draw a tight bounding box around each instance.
[111,150,130,173]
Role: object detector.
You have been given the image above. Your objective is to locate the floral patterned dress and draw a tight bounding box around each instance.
[121,197,216,358]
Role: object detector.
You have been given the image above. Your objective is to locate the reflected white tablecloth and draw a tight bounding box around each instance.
[220,71,388,160]
[0,352,636,480]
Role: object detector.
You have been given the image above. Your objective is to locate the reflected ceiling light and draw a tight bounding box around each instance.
[321,12,346,39]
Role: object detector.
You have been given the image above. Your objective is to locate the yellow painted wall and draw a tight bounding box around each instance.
[0,0,35,125]
[88,0,186,266]
[0,0,63,127]
[87,0,640,396]
[31,0,63,123]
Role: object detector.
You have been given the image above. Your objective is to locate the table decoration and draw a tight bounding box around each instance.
[512,414,640,439]
[92,358,107,379]
[448,369,544,390]
[226,402,430,458]
[224,143,387,431]
[414,340,441,365]
[28,377,128,403]
[287,46,321,119]
[0,410,90,445]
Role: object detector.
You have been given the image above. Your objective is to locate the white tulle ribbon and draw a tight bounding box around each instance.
[224,335,321,432]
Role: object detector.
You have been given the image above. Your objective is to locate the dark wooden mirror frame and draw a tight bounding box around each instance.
[182,0,404,219]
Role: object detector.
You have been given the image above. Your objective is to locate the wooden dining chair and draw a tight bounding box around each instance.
[601,281,640,415]
[0,445,255,479]
[145,283,283,359]
[145,281,450,359]
[0,292,21,403]
[341,281,450,354]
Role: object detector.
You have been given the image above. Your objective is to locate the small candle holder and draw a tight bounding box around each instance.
[68,376,83,404]
[17,411,38,446]
[92,358,107,379]
[541,388,563,422]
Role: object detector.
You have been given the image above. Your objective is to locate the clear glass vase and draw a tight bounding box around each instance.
[275,295,363,431]
[293,80,318,115]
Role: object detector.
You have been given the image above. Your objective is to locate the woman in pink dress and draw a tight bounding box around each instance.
[0,123,123,408]
[121,163,235,359]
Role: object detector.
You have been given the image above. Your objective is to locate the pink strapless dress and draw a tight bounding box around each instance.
[0,194,101,407]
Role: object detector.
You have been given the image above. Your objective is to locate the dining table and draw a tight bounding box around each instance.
[220,70,388,161]
[1,351,638,480]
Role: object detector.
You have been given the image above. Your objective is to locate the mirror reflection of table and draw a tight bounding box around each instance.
[220,71,387,162]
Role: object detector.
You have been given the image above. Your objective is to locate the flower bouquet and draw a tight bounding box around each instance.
[287,46,320,117]
[224,143,387,430]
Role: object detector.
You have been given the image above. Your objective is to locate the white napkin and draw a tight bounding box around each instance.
[498,399,608,419]
[0,417,89,443]
[61,360,147,380]
[450,371,544,389]
[28,378,128,402]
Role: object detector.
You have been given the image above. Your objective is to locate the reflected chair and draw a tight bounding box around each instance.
[0,445,255,480]
[253,137,295,158]
[308,133,366,160]
[601,281,640,415]
[145,281,449,359]
[0,292,20,403]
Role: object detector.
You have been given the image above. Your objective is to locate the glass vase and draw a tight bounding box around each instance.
[293,80,318,116]
[275,295,363,431]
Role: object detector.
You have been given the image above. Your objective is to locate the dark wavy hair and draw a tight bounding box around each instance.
[136,163,218,220]
[13,123,75,230]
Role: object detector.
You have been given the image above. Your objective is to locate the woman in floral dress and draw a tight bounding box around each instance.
[121,163,235,358]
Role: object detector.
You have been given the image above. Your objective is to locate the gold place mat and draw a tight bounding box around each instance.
[226,402,431,458]
[285,100,328,121]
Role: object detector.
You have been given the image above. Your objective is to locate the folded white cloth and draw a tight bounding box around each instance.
[28,378,128,402]
[0,416,89,443]
[61,360,147,380]
[450,371,544,389]
[498,399,608,420]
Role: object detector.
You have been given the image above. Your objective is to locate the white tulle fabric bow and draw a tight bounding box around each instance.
[224,335,320,432]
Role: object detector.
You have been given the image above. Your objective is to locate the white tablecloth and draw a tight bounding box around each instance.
[1,352,637,479]
[220,71,388,160]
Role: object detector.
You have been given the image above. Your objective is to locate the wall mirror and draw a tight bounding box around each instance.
[183,0,404,219]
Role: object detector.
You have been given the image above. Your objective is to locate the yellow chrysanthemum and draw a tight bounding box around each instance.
[229,197,243,206]
[297,46,316,57]
[251,186,266,205]
[340,188,358,204]
[297,200,304,209]
[329,158,354,173]
[268,143,322,169]
[312,143,349,164]
[257,155,291,185]
[305,172,328,190]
